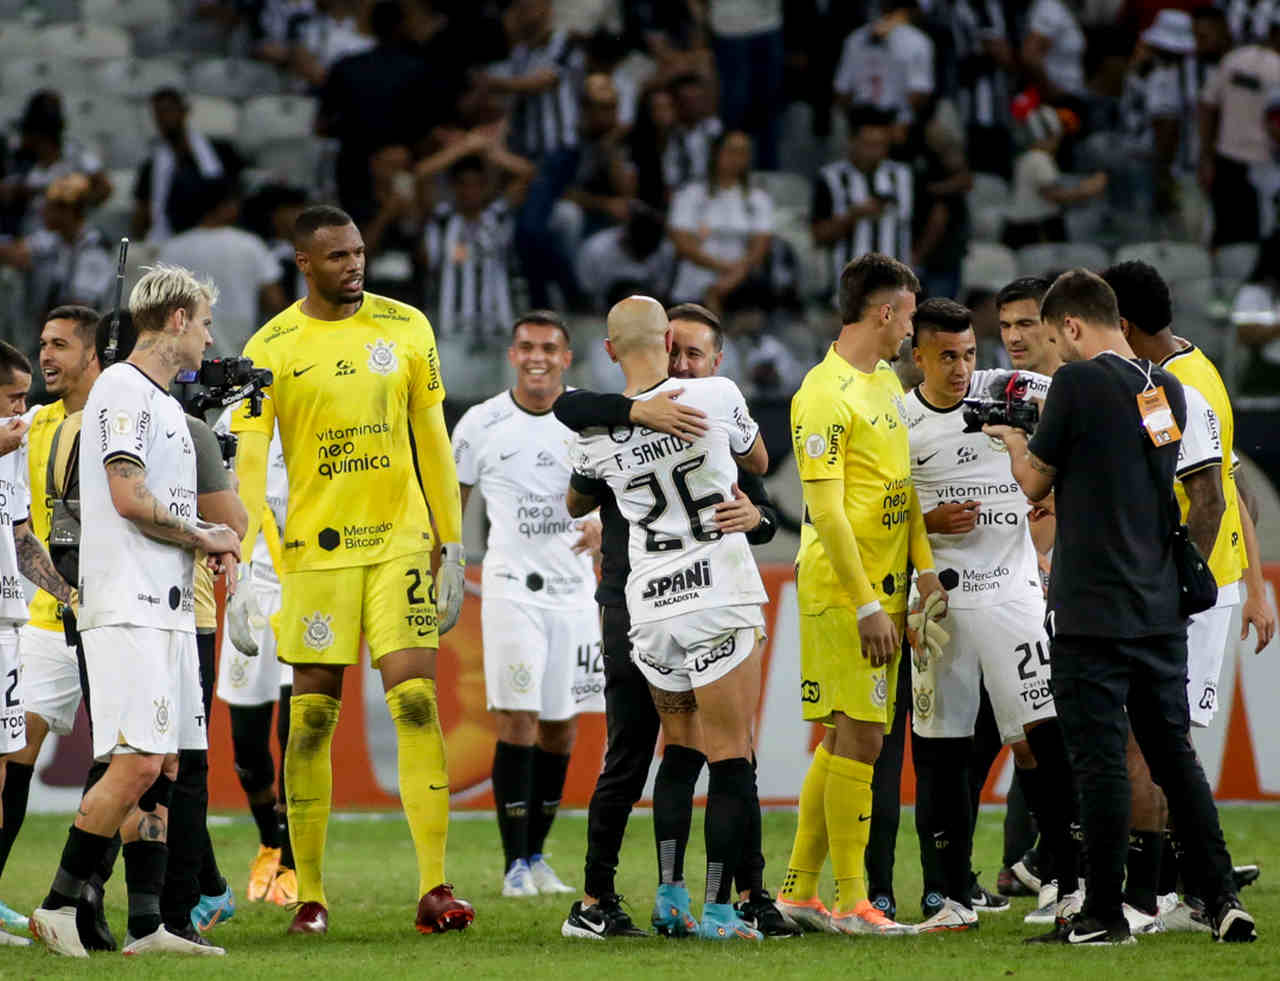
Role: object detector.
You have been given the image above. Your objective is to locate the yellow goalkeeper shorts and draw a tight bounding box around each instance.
[798,607,905,730]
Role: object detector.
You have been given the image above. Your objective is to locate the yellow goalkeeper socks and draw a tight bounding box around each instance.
[780,743,831,902]
[826,752,874,914]
[385,678,449,896]
[285,693,340,906]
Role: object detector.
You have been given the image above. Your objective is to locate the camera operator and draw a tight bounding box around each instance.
[30,264,242,958]
[984,268,1256,945]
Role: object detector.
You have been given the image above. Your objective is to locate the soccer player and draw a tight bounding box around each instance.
[555,303,794,939]
[231,205,472,937]
[1104,260,1276,930]
[215,416,298,906]
[903,298,1083,936]
[30,264,240,957]
[451,311,604,897]
[566,296,770,941]
[997,277,1062,377]
[777,253,944,936]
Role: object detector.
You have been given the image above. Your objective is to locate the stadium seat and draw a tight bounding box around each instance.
[252,138,323,188]
[94,57,186,101]
[0,0,79,21]
[1014,241,1109,277]
[773,210,827,302]
[1113,241,1212,283]
[1214,243,1260,292]
[38,23,131,61]
[968,173,1010,242]
[0,22,43,60]
[960,242,1017,295]
[189,57,284,101]
[82,0,175,30]
[240,95,316,150]
[183,95,240,140]
[1169,276,1229,362]
[0,58,96,100]
[752,170,811,217]
[89,166,137,242]
[62,93,147,168]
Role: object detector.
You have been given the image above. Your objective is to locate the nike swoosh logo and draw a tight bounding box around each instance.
[165,430,176,438]
[868,416,879,425]
[1031,699,1053,710]
[858,813,871,822]
[916,452,939,466]
[1068,929,1107,944]
[582,916,607,934]
[500,450,520,461]
[429,783,449,791]
[293,365,316,377]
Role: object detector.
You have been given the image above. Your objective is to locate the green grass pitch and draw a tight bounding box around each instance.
[0,806,1274,980]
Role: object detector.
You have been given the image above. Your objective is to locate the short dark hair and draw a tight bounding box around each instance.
[0,340,30,387]
[95,309,138,366]
[1100,260,1172,336]
[448,154,487,181]
[995,276,1052,312]
[45,304,100,347]
[150,86,185,106]
[837,252,920,324]
[911,297,972,347]
[294,204,354,247]
[846,103,897,133]
[512,310,571,346]
[666,302,723,352]
[1040,268,1121,328]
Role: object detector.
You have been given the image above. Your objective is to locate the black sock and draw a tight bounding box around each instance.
[734,755,765,898]
[251,800,281,848]
[528,747,570,859]
[123,840,167,939]
[278,808,295,870]
[913,733,974,907]
[704,757,754,906]
[1158,827,1181,897]
[45,826,114,910]
[653,745,704,885]
[1023,720,1081,896]
[1124,830,1163,914]
[1004,770,1038,867]
[492,741,534,870]
[0,761,33,877]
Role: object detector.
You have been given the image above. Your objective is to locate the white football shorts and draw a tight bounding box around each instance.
[83,625,206,760]
[18,622,81,735]
[216,576,292,706]
[0,624,25,754]
[1186,581,1240,728]
[482,600,604,719]
[629,605,764,694]
[912,595,1056,744]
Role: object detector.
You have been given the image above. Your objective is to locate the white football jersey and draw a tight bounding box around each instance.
[0,432,30,623]
[453,390,594,608]
[215,409,288,581]
[570,376,767,625]
[78,363,198,632]
[905,369,1051,608]
[1174,384,1221,478]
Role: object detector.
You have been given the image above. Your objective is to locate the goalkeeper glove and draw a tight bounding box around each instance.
[907,589,950,669]
[227,567,267,656]
[437,543,465,634]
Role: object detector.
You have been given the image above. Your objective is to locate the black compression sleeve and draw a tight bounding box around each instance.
[736,467,779,545]
[552,389,633,433]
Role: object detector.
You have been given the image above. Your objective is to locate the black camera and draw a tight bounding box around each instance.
[179,357,274,417]
[962,397,1040,435]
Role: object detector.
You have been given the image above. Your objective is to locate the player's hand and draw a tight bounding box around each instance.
[227,569,266,656]
[713,483,761,534]
[981,423,1026,444]
[0,416,28,457]
[630,390,708,442]
[924,500,980,535]
[857,608,899,668]
[1241,589,1277,654]
[572,518,603,558]
[195,521,241,561]
[437,542,466,634]
[208,552,238,594]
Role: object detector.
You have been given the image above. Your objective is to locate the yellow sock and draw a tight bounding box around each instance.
[385,678,449,896]
[286,693,340,906]
[825,752,874,914]
[781,744,831,902]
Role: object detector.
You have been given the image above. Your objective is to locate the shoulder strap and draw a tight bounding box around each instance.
[48,412,84,502]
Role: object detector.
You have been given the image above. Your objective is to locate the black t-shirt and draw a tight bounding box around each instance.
[1028,352,1188,640]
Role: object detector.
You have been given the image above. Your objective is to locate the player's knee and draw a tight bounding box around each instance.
[657,743,705,789]
[389,687,437,730]
[292,702,340,757]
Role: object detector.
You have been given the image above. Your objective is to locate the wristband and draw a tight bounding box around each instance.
[916,568,935,576]
[857,599,882,619]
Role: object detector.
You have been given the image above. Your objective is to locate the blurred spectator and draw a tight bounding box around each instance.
[1250,88,1280,237]
[561,74,637,237]
[707,0,784,170]
[361,144,425,300]
[1229,233,1280,393]
[662,71,724,195]
[423,152,520,341]
[257,0,374,90]
[157,178,286,350]
[781,0,866,141]
[318,0,439,224]
[1195,5,1236,70]
[668,130,774,313]
[575,201,676,312]
[1002,106,1107,248]
[621,0,703,63]
[1200,13,1280,245]
[133,88,244,244]
[584,28,642,129]
[834,1,935,137]
[629,86,681,208]
[1021,0,1089,104]
[950,0,1016,177]
[0,174,113,328]
[242,182,309,303]
[482,0,585,162]
[1227,0,1279,44]
[739,326,806,397]
[812,105,913,283]
[1,92,111,237]
[913,115,972,300]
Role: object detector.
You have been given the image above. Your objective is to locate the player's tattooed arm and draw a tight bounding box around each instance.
[106,459,242,564]
[1182,467,1226,559]
[984,424,1054,501]
[12,520,72,603]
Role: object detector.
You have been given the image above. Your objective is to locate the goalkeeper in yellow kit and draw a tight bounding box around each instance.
[231,205,471,936]
[776,254,946,935]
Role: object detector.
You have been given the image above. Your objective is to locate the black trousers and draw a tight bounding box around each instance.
[865,650,911,899]
[1051,633,1235,923]
[583,605,661,899]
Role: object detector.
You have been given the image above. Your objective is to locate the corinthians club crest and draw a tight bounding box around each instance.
[302,611,335,652]
[154,696,172,735]
[366,338,398,375]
